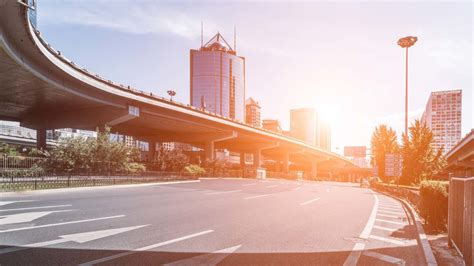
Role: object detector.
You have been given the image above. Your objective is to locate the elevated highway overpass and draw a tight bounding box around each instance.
[0,0,361,177]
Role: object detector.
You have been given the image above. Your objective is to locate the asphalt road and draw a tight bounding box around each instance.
[0,178,424,265]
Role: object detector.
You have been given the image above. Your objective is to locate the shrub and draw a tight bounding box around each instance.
[419,180,448,230]
[184,164,206,176]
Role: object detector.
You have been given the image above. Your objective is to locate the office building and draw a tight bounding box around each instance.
[262,119,282,134]
[421,89,462,153]
[245,97,261,127]
[290,108,331,151]
[190,32,245,121]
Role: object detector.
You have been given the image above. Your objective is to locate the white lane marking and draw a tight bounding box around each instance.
[343,191,378,266]
[300,198,320,206]
[244,194,271,200]
[376,219,407,225]
[363,250,406,265]
[377,213,402,219]
[0,225,148,255]
[0,204,72,212]
[372,225,403,232]
[242,183,257,186]
[378,209,405,215]
[369,235,417,246]
[164,245,241,265]
[0,210,75,226]
[0,215,125,233]
[266,185,278,188]
[205,190,241,195]
[0,200,35,207]
[79,230,214,266]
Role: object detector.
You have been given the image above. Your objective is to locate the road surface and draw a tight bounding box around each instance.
[0,178,425,265]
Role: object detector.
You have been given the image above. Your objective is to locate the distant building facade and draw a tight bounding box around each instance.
[262,119,282,134]
[245,97,261,127]
[190,33,245,122]
[290,108,331,151]
[421,90,462,153]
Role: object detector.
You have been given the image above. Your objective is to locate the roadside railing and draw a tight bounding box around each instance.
[448,176,474,265]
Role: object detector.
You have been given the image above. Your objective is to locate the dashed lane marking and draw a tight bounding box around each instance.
[300,198,320,206]
[164,245,241,265]
[244,194,271,200]
[205,190,241,195]
[0,215,125,233]
[79,229,214,266]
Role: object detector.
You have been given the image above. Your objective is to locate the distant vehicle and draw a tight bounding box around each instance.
[360,179,370,188]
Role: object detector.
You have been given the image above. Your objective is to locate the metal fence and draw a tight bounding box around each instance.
[448,176,474,265]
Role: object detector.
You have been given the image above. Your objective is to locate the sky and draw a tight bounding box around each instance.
[35,0,473,154]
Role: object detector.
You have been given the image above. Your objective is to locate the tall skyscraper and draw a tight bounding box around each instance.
[421,89,462,153]
[190,32,245,121]
[245,97,261,127]
[290,108,331,151]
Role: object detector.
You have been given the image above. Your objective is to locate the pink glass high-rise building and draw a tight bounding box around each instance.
[190,33,245,122]
[421,89,462,153]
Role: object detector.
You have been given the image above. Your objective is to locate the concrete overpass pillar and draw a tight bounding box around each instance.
[283,152,290,173]
[204,141,215,161]
[36,128,47,150]
[311,160,317,179]
[253,149,262,168]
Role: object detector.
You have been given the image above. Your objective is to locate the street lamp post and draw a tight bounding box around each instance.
[397,36,418,136]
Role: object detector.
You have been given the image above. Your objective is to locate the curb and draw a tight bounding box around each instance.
[375,189,438,266]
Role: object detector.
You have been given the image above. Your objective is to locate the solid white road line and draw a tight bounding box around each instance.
[372,225,403,232]
[164,245,241,265]
[0,215,125,233]
[242,183,257,186]
[244,194,271,200]
[0,200,35,207]
[266,185,278,188]
[376,218,407,225]
[0,209,76,226]
[79,230,214,266]
[0,204,72,212]
[363,250,406,265]
[0,225,148,255]
[205,190,241,195]
[300,198,320,206]
[343,191,379,266]
[369,235,417,246]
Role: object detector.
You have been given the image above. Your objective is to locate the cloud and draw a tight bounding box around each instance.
[39,2,205,39]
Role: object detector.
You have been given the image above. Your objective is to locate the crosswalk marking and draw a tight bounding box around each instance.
[363,250,406,265]
[378,209,405,215]
[373,225,403,232]
[369,235,417,246]
[376,218,407,225]
[377,213,401,219]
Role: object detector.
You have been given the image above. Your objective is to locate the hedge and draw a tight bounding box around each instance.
[419,180,449,230]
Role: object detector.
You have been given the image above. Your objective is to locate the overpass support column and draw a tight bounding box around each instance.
[204,141,215,161]
[311,160,318,179]
[283,152,290,173]
[253,149,262,168]
[36,128,47,150]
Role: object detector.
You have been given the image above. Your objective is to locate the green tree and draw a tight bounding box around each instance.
[370,125,399,182]
[151,147,189,172]
[0,141,19,156]
[399,120,446,185]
